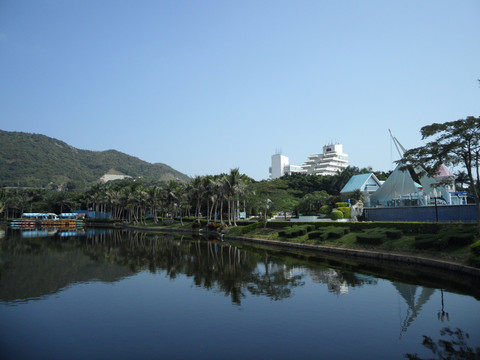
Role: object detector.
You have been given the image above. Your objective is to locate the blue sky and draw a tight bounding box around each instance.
[1,1,479,180]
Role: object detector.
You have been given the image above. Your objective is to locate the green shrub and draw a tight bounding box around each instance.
[356,232,385,245]
[308,231,327,241]
[326,227,349,239]
[349,221,443,234]
[338,206,351,219]
[279,225,309,238]
[385,229,403,239]
[234,222,262,235]
[414,234,447,250]
[470,240,480,256]
[330,210,343,220]
[448,233,475,246]
[307,226,349,241]
[336,202,349,208]
[320,205,331,214]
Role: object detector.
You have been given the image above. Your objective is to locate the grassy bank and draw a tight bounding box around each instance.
[135,219,480,269]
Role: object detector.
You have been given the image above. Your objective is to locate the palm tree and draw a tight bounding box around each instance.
[209,176,224,222]
[165,180,181,222]
[106,188,123,220]
[145,185,162,224]
[225,168,241,226]
[189,176,204,224]
[218,176,229,224]
[456,170,469,191]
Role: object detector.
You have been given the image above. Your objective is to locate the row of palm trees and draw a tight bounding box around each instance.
[0,168,252,226]
[90,168,252,225]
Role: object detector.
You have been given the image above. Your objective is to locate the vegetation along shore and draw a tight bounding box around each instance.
[112,217,480,276]
[3,117,480,276]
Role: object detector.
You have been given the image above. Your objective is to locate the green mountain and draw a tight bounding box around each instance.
[0,130,190,189]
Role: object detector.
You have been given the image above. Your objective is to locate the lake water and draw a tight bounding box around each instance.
[1,228,479,359]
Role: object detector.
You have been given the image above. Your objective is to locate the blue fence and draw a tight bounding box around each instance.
[364,204,478,222]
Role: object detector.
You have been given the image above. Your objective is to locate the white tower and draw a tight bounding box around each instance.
[270,154,290,179]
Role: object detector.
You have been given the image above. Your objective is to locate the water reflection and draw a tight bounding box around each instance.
[1,228,479,309]
[394,283,435,337]
[1,228,479,359]
[405,327,480,359]
[0,228,388,306]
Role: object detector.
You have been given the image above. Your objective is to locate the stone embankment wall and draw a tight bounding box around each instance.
[122,224,480,277]
[225,234,480,278]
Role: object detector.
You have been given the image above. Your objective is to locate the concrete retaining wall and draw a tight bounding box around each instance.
[225,235,480,277]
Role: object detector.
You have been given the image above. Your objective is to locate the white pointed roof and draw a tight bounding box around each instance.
[370,164,421,205]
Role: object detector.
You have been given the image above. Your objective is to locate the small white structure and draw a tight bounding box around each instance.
[99,173,132,183]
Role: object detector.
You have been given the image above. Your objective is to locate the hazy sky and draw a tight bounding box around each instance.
[1,1,479,180]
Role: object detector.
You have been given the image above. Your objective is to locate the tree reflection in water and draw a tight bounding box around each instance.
[405,327,480,360]
[246,251,305,301]
[83,232,305,304]
[1,229,380,305]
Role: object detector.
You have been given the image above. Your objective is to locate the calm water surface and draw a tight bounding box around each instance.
[0,228,479,359]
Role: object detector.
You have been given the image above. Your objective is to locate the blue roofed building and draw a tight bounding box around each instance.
[340,173,382,205]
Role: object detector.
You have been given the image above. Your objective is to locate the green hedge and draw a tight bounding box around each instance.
[307,231,327,241]
[330,210,343,220]
[307,226,349,241]
[233,222,263,235]
[320,205,331,214]
[338,207,351,219]
[279,225,310,238]
[413,226,476,250]
[356,232,385,245]
[448,233,475,246]
[469,239,480,266]
[471,240,480,256]
[385,229,403,239]
[262,221,478,240]
[414,234,447,250]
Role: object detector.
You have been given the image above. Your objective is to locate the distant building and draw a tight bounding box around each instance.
[269,154,305,179]
[269,154,289,179]
[340,173,382,204]
[269,143,348,179]
[302,144,348,176]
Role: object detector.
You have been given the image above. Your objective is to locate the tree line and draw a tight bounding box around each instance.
[2,116,478,227]
[0,166,380,224]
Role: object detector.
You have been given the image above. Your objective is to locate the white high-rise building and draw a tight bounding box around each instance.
[302,144,348,176]
[269,154,290,179]
[269,154,306,179]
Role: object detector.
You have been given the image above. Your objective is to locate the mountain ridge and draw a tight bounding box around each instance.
[0,130,190,189]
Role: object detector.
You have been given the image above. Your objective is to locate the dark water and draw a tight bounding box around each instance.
[0,228,479,360]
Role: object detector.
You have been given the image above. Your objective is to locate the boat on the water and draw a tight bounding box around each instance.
[10,212,84,228]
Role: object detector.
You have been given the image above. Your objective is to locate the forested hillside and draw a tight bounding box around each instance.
[0,130,190,189]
